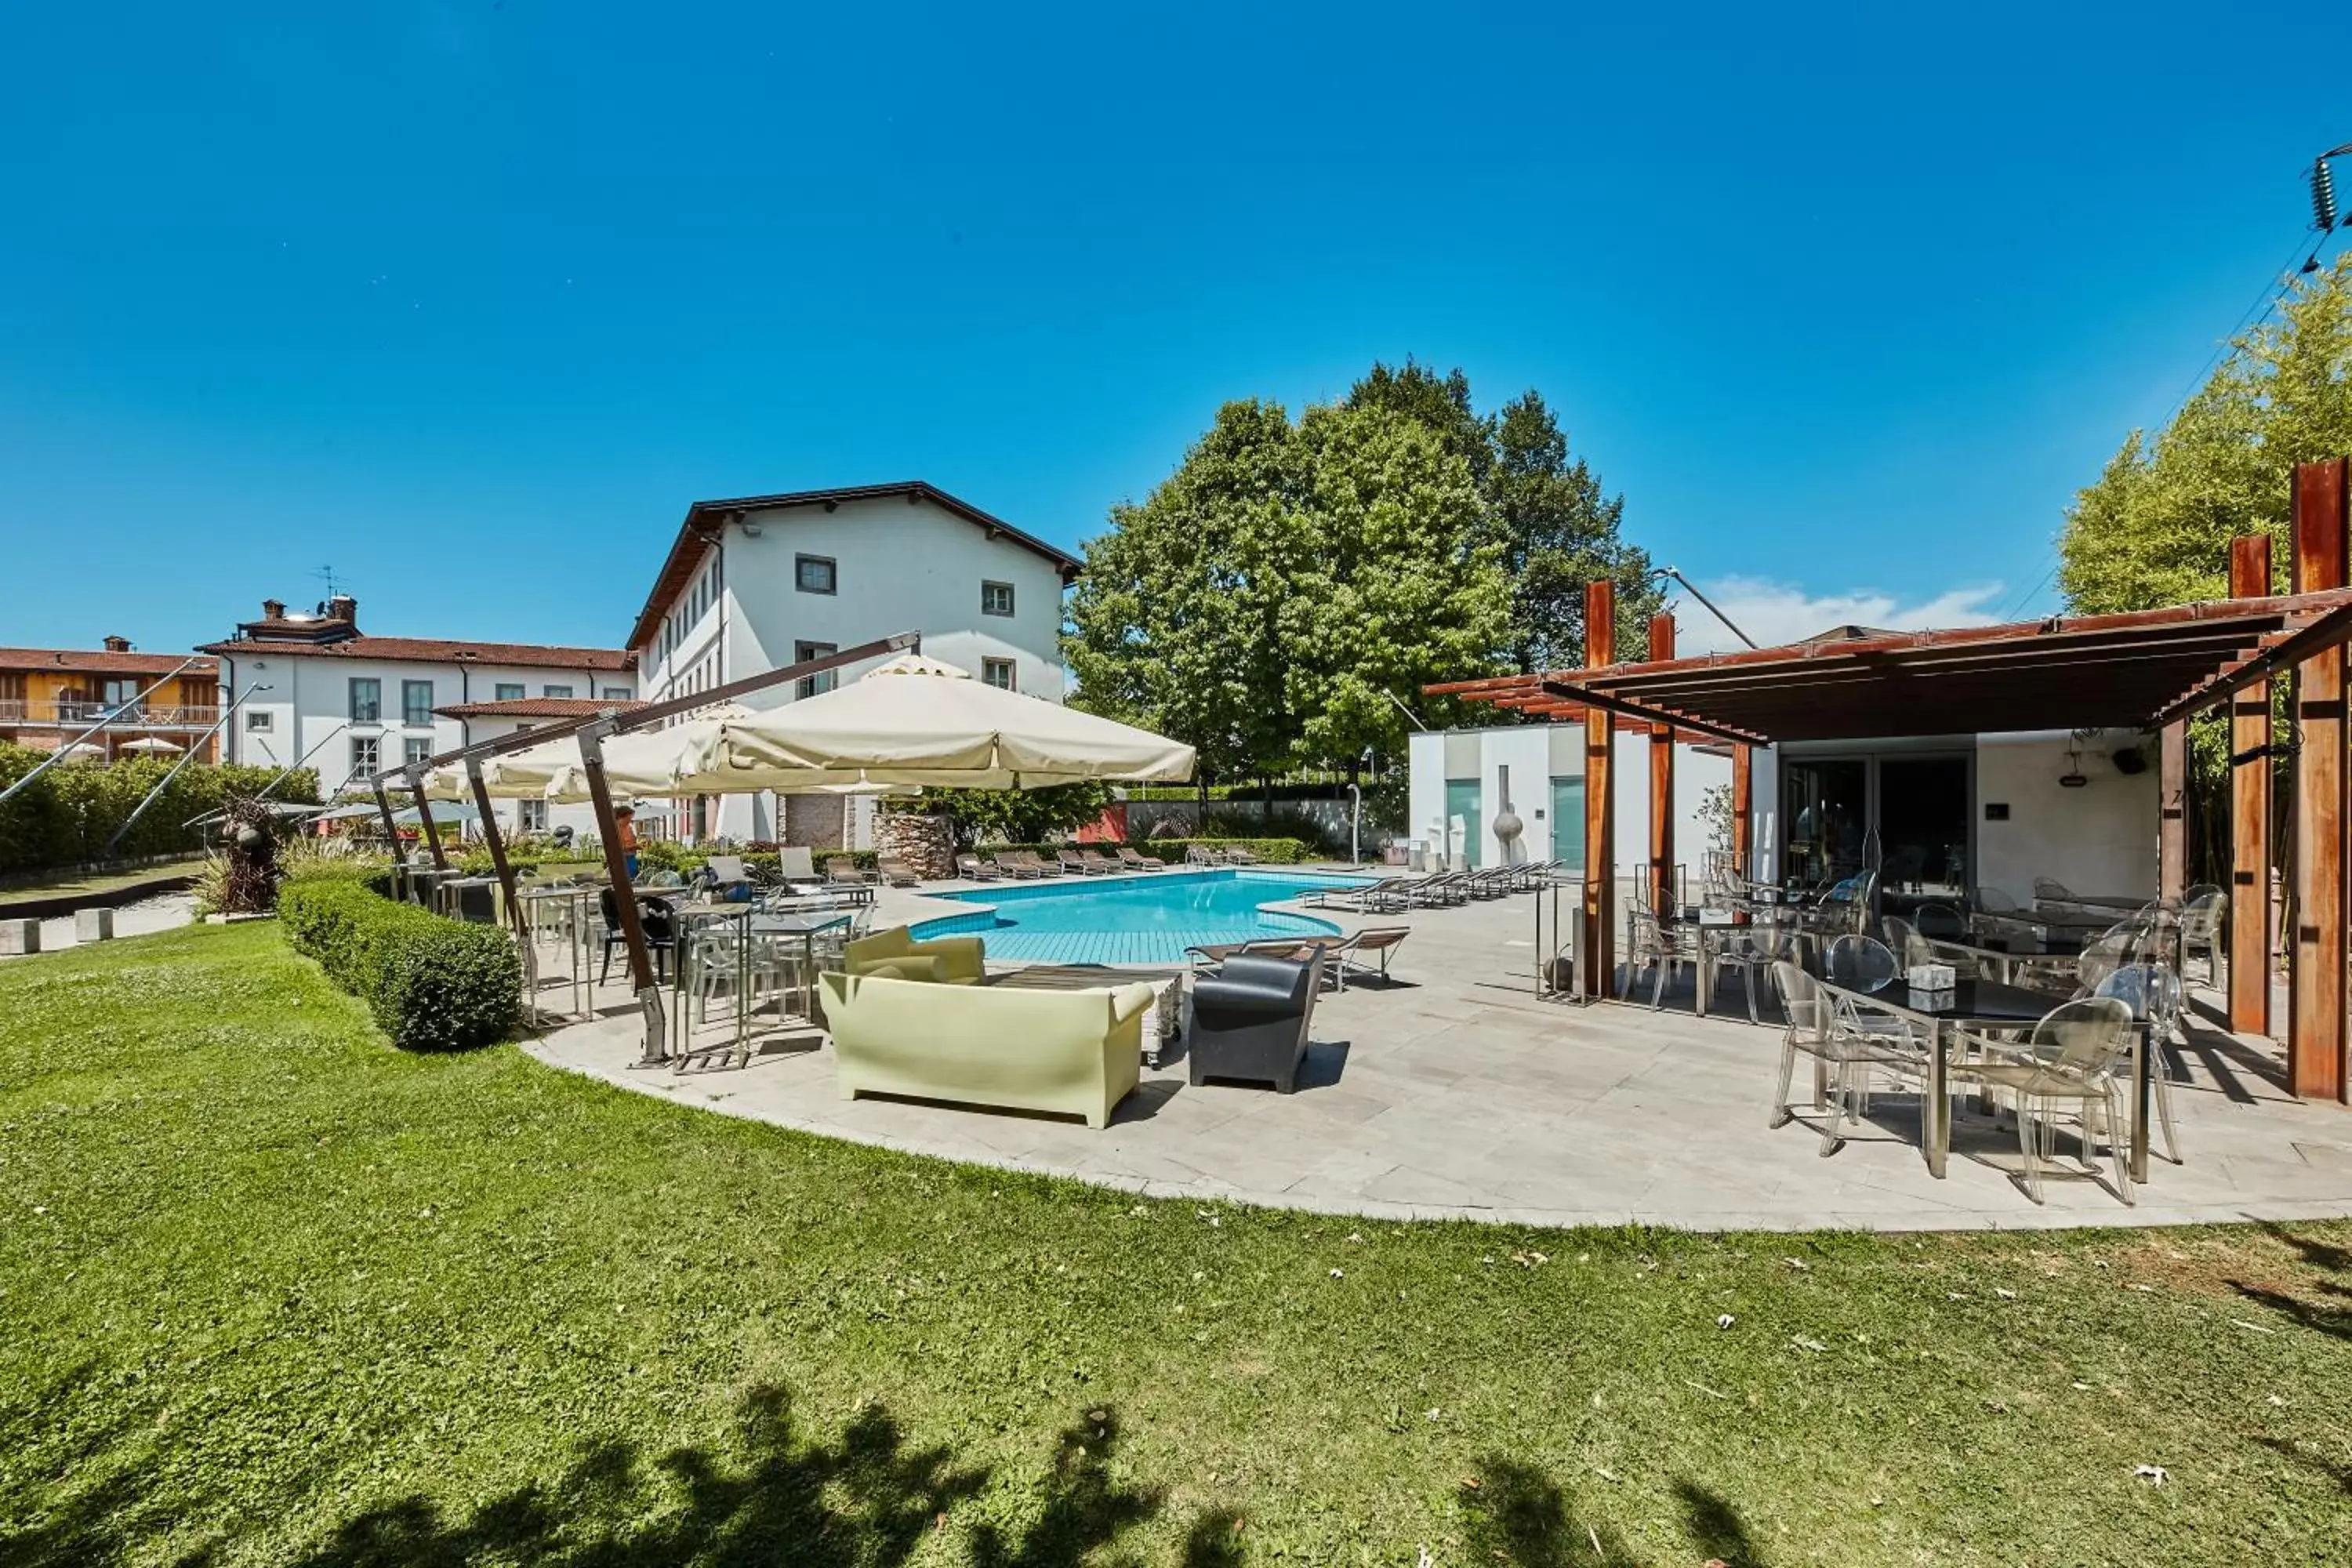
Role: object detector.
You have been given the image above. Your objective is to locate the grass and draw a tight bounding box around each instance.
[3,926,2350,1566]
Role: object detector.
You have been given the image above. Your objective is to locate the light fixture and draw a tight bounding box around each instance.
[2059,743,2089,789]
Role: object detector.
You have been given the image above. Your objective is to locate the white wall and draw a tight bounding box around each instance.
[1973,728,2158,902]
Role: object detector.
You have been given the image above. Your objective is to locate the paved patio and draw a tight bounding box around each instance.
[526,873,2352,1232]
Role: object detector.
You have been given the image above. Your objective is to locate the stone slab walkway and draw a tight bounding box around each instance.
[526,875,2352,1232]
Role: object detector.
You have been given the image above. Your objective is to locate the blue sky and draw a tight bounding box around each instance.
[2,2,2345,657]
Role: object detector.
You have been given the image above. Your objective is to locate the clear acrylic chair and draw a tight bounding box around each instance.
[2092,963,2185,1164]
[2074,929,2143,996]
[1821,935,1932,1124]
[1627,906,1699,1010]
[2177,889,2227,987]
[1708,922,1789,1023]
[1973,884,2021,915]
[1954,996,2136,1205]
[1768,959,1856,1154]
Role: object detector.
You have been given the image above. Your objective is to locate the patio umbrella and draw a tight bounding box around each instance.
[120,736,183,755]
[53,742,105,762]
[680,653,1195,790]
[422,705,920,803]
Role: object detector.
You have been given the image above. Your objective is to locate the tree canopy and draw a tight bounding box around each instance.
[2060,254,2352,612]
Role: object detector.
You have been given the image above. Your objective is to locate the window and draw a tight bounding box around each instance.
[401,679,433,726]
[494,682,524,701]
[245,710,272,731]
[101,677,143,715]
[543,684,575,699]
[349,734,380,776]
[982,580,1015,617]
[601,685,633,701]
[404,736,432,765]
[517,799,548,832]
[348,678,380,722]
[982,658,1017,691]
[795,554,837,594]
[794,641,838,699]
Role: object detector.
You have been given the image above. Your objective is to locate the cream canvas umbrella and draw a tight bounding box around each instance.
[120,736,183,755]
[681,653,1195,789]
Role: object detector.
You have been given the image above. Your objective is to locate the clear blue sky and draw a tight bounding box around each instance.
[3,2,2346,656]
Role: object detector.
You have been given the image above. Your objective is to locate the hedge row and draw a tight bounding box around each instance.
[0,746,318,875]
[280,873,519,1051]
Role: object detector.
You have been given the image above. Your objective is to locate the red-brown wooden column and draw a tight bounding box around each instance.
[2158,720,2187,905]
[1731,745,1754,883]
[1583,580,1617,1000]
[1647,612,1676,916]
[2290,459,2350,1101]
[2230,533,2274,1036]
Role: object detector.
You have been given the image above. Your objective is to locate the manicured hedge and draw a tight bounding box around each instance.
[0,747,318,875]
[280,875,519,1052]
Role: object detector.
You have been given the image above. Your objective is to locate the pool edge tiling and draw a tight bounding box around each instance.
[909,867,1371,966]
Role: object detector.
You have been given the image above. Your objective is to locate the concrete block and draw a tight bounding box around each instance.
[0,919,39,956]
[74,908,114,943]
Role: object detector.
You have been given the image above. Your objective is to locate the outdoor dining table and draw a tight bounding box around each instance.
[516,883,594,1018]
[1815,975,2151,1184]
[664,905,854,1064]
[1969,907,2111,956]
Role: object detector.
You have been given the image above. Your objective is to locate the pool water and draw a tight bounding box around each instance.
[910,868,1372,966]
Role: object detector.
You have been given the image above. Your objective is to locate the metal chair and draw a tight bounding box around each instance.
[2092,963,2185,1165]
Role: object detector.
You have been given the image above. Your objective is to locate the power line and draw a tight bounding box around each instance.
[1994,559,2061,623]
[2160,227,2321,421]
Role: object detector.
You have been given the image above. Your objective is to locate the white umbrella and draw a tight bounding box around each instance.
[121,736,183,754]
[683,654,1194,790]
[53,742,105,762]
[423,703,921,803]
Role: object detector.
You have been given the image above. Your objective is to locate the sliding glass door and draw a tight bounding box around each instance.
[1780,750,1972,910]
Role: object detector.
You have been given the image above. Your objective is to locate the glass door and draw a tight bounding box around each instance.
[1780,752,1973,914]
[1443,779,1482,869]
[1781,757,1867,891]
[1548,775,1585,873]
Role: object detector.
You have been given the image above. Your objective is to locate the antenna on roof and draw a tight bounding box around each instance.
[311,563,339,598]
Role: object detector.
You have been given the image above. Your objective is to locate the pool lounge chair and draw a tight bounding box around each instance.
[1115,846,1164,872]
[826,857,876,887]
[1185,846,1225,866]
[1222,846,1260,865]
[1340,926,1410,983]
[1402,872,1469,909]
[1058,848,1116,876]
[1302,877,1402,910]
[1078,848,1125,874]
[1004,849,1059,877]
[777,847,829,894]
[956,853,1003,882]
[874,855,922,887]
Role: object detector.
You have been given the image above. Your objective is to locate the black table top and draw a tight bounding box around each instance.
[1821,975,2061,1025]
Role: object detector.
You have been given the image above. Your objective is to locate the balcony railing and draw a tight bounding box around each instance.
[0,700,223,730]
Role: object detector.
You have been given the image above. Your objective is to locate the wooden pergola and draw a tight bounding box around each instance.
[1430,457,2352,1105]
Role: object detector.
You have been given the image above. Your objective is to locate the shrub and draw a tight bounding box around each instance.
[0,746,318,874]
[279,874,519,1051]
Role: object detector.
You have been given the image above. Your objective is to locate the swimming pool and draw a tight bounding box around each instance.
[910,868,1374,966]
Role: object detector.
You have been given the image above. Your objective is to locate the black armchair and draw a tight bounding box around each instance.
[598,886,676,983]
[1187,952,1323,1093]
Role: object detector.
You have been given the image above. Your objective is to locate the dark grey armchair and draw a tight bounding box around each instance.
[1186,952,1323,1093]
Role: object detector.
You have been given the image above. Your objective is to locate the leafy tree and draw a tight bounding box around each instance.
[915,781,1113,847]
[1349,360,1660,670]
[1065,396,1510,777]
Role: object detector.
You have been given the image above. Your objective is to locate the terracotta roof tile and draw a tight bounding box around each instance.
[196,633,633,670]
[0,648,219,677]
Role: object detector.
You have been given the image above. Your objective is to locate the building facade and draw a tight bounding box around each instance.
[0,641,223,760]
[622,481,1080,843]
[200,596,635,800]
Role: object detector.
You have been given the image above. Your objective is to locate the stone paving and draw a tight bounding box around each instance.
[526,873,2352,1232]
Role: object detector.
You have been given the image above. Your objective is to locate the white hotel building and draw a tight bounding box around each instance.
[622,481,1080,844]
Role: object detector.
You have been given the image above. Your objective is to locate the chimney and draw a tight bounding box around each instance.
[262,598,285,620]
[102,635,131,653]
[327,593,358,627]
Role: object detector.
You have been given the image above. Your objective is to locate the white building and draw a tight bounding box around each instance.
[202,595,637,826]
[621,481,1080,844]
[1409,722,2157,909]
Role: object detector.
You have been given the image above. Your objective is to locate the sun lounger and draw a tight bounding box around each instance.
[956,853,1003,882]
[1115,847,1164,872]
[1303,876,1403,910]
[1403,872,1468,909]
[777,846,828,894]
[1222,847,1260,865]
[1185,846,1223,866]
[874,855,922,887]
[1339,926,1410,983]
[826,856,876,887]
[993,851,1047,880]
[1078,848,1124,874]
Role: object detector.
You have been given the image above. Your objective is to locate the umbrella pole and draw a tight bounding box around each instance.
[371,779,408,902]
[577,722,666,1065]
[465,758,526,945]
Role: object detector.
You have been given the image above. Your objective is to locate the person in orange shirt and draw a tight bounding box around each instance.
[615,805,641,880]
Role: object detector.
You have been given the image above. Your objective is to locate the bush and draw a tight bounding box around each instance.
[279,874,520,1052]
[0,746,319,875]
[957,837,1314,866]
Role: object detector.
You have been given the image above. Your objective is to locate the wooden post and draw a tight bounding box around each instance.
[578,722,666,1064]
[371,778,406,900]
[465,758,525,942]
[409,779,450,872]
[1731,744,1754,883]
[2230,533,2274,1036]
[2290,459,2350,1101]
[2158,720,2187,905]
[1646,612,1676,916]
[1583,580,1617,1000]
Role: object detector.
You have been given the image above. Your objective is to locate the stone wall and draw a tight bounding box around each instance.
[783,792,846,849]
[875,811,956,880]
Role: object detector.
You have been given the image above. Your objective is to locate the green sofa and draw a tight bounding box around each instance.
[841,925,987,985]
[818,971,1154,1128]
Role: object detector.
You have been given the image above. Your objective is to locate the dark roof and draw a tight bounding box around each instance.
[0,648,219,677]
[624,481,1084,651]
[197,632,634,670]
[434,697,644,720]
[1428,590,2352,744]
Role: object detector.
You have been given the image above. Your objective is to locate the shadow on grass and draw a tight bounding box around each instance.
[2230,1222,2352,1343]
[1455,1457,1767,1567]
[2,1381,1220,1568]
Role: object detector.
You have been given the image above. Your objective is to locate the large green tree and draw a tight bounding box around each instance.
[2060,254,2352,611]
[1348,360,1661,670]
[1064,396,1510,777]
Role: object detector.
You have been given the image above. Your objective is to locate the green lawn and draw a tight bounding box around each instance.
[3,926,2350,1566]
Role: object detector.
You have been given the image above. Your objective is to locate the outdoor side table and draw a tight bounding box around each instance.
[987,964,1188,1065]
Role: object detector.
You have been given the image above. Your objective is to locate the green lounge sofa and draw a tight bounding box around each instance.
[841,924,987,985]
[819,971,1155,1128]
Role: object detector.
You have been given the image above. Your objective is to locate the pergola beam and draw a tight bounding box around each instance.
[2289,459,2350,1102]
[1581,581,1616,1001]
[2230,535,2274,1036]
[1536,680,1766,748]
